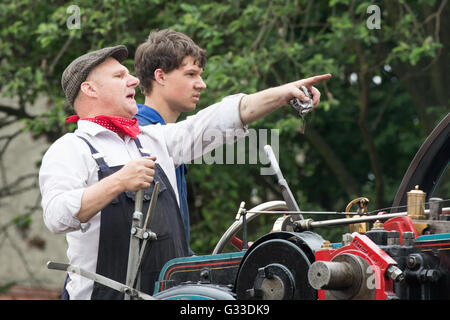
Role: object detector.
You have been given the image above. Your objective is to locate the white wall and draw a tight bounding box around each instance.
[0,94,67,291]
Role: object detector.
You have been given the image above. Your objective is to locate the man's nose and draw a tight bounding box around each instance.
[128,74,140,87]
[195,77,206,90]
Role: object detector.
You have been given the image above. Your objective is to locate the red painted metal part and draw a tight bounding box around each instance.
[315,233,397,300]
[383,216,418,245]
[230,236,255,251]
[230,236,243,250]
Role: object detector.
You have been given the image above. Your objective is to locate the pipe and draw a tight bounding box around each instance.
[295,212,408,231]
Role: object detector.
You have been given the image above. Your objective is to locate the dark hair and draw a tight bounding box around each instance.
[134,29,207,95]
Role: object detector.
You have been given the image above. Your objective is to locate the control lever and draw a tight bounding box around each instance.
[125,189,144,299]
[125,181,159,299]
[47,261,156,300]
[264,145,303,219]
[131,181,160,287]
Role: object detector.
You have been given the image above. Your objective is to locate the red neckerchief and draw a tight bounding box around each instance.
[65,115,139,139]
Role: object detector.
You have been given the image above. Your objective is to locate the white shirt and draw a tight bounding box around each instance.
[39,94,247,299]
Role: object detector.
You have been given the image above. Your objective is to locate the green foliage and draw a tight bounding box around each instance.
[1,0,448,255]
[0,282,17,294]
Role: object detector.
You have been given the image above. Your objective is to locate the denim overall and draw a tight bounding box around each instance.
[62,136,189,299]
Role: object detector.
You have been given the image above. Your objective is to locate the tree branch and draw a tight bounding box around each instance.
[0,104,34,120]
[354,41,385,208]
[302,126,361,198]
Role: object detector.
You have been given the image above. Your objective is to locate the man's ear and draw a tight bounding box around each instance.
[154,68,166,86]
[79,81,98,98]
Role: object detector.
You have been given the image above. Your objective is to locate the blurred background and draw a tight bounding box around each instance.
[0,0,448,299]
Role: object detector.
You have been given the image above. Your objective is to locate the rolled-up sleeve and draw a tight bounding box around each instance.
[155,94,249,166]
[39,134,93,234]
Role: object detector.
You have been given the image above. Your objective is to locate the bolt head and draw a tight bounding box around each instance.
[387,266,404,282]
[406,254,421,269]
[426,269,441,282]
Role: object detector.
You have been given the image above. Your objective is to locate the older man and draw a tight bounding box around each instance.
[39,45,330,299]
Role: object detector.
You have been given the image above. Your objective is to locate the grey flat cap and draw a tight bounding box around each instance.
[61,45,128,106]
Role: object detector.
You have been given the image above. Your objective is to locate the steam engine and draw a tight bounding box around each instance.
[152,114,449,300]
[152,196,450,300]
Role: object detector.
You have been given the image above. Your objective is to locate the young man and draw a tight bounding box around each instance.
[133,29,208,256]
[40,44,330,299]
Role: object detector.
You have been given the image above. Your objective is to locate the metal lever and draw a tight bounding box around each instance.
[143,181,160,233]
[263,145,303,218]
[235,202,249,251]
[125,189,145,299]
[47,261,156,300]
[130,182,160,287]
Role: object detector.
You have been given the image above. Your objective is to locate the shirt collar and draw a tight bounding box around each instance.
[136,104,166,125]
[76,120,108,136]
[75,120,134,142]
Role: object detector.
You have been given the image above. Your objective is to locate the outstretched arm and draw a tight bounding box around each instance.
[152,74,332,167]
[238,74,332,125]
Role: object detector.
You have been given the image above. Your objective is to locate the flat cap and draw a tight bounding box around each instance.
[61,45,128,106]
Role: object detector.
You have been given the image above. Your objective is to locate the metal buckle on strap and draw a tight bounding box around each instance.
[92,152,105,160]
[139,148,150,155]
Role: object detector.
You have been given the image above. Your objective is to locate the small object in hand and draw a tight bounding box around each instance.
[289,86,313,115]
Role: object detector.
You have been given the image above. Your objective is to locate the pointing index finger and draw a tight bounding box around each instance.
[294,74,332,88]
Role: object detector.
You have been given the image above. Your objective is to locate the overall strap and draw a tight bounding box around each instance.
[134,137,151,157]
[76,135,109,172]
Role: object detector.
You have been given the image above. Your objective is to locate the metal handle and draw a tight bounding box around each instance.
[125,188,146,299]
[47,261,156,300]
[143,181,160,230]
[47,261,69,271]
[135,189,144,216]
[264,145,302,215]
[263,145,282,181]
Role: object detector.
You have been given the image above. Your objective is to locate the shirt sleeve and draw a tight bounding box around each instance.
[39,134,94,234]
[150,93,249,166]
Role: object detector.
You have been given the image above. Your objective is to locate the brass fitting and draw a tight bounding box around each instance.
[321,240,333,248]
[345,197,370,234]
[407,186,426,220]
[372,220,384,230]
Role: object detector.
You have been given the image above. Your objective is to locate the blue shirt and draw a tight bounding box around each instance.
[135,104,194,255]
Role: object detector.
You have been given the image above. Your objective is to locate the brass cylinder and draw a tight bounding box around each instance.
[407,185,426,220]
